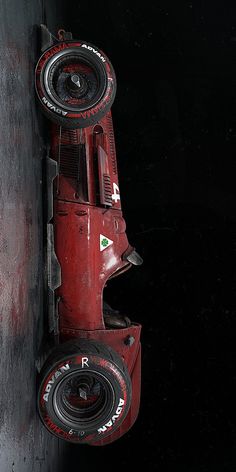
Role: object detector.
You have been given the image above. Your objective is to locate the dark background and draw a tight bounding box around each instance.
[57,1,236,471]
[0,0,231,470]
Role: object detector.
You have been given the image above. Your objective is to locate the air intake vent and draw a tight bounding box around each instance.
[59,128,82,179]
[103,174,112,206]
[106,113,117,175]
[61,128,79,145]
[59,144,80,179]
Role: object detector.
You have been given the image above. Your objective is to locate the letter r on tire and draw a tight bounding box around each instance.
[82,357,89,368]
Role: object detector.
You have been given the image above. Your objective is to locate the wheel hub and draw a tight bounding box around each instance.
[66,73,88,98]
[43,48,107,112]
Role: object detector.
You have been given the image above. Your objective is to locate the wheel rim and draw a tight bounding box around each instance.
[53,369,115,429]
[42,48,107,113]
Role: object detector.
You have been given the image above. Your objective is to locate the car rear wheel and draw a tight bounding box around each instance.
[37,339,131,444]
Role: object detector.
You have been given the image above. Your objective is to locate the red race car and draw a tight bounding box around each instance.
[35,25,143,446]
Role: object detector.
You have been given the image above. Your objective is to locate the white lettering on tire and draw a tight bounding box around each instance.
[82,357,89,368]
[42,96,68,116]
[43,364,70,402]
[97,398,125,434]
[81,44,106,62]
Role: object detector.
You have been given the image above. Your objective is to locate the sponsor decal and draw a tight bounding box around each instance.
[43,364,70,402]
[67,85,113,119]
[97,398,125,433]
[100,234,113,252]
[45,415,63,435]
[81,44,106,62]
[44,43,69,59]
[37,43,70,72]
[42,96,68,116]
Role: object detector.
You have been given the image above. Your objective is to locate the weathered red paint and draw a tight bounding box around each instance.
[49,109,142,444]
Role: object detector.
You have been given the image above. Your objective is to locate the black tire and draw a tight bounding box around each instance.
[37,339,131,444]
[35,41,116,128]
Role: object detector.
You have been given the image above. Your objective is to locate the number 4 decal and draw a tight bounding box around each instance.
[112,183,120,203]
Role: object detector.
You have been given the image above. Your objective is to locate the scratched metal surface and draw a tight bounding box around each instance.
[0,1,68,471]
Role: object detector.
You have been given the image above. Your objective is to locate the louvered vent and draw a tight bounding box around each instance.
[58,129,81,179]
[106,114,117,175]
[61,129,79,145]
[103,174,112,205]
[59,144,80,179]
